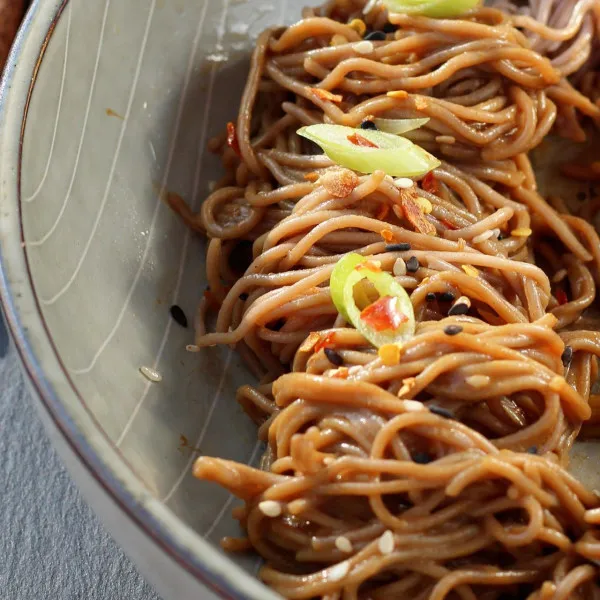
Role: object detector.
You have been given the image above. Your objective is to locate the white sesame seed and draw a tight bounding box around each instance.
[403,400,425,412]
[329,560,350,582]
[258,500,282,518]
[465,375,491,388]
[472,230,494,244]
[354,40,374,54]
[139,366,162,382]
[394,177,414,189]
[186,344,201,353]
[393,258,407,277]
[335,536,353,553]
[378,530,395,555]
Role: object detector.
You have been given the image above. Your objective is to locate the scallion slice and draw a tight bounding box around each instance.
[382,0,480,18]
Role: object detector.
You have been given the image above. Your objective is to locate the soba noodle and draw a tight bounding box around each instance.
[171,1,600,597]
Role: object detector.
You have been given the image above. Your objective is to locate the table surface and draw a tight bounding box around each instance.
[0,316,162,600]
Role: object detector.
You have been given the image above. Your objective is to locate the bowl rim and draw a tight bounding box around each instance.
[0,2,279,599]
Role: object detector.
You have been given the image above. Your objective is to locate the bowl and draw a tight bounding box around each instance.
[0,0,318,598]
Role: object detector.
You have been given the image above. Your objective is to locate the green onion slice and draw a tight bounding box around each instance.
[298,124,440,177]
[330,253,415,347]
[373,117,430,135]
[382,0,480,18]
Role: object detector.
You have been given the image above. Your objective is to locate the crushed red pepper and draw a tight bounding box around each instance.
[556,289,568,305]
[227,122,242,157]
[315,331,336,352]
[360,296,408,331]
[347,133,379,148]
[421,172,439,195]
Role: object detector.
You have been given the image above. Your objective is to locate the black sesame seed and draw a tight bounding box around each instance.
[406,256,420,273]
[413,452,432,464]
[561,345,573,368]
[385,242,411,252]
[170,305,188,328]
[239,293,249,301]
[527,446,538,455]
[439,292,455,303]
[360,120,378,130]
[448,303,469,317]
[497,233,505,240]
[577,191,587,201]
[429,405,454,419]
[364,30,387,41]
[382,22,396,33]
[444,325,463,336]
[324,347,344,367]
[426,292,436,302]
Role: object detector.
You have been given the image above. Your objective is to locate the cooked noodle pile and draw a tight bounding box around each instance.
[172,0,600,597]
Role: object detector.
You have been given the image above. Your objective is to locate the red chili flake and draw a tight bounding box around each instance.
[309,88,344,103]
[227,122,242,157]
[356,260,382,273]
[421,172,439,195]
[360,296,408,332]
[380,228,394,242]
[347,133,379,148]
[556,288,568,305]
[315,332,336,353]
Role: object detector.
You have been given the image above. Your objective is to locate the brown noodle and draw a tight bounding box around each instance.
[173,1,600,597]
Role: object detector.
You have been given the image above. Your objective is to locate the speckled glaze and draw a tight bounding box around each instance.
[0,0,319,598]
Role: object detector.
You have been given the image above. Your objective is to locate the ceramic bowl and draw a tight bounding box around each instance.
[0,0,319,598]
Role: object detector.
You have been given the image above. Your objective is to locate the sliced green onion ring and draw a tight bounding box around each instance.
[382,0,480,18]
[330,253,415,347]
[298,124,440,177]
[373,117,430,135]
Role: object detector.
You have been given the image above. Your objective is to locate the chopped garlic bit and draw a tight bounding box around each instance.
[511,227,533,238]
[379,344,401,366]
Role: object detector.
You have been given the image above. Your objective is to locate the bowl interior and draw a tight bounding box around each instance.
[19,0,319,578]
[15,0,600,594]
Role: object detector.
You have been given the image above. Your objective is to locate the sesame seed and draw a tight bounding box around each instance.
[426,292,436,302]
[186,344,201,353]
[329,561,350,582]
[403,400,425,412]
[139,366,162,382]
[258,500,282,518]
[354,40,375,54]
[335,536,353,553]
[527,446,538,455]
[466,374,491,388]
[429,405,454,419]
[170,305,188,328]
[511,227,533,238]
[472,230,494,244]
[378,530,395,555]
[561,346,573,368]
[406,256,420,273]
[448,296,471,316]
[393,258,407,277]
[444,325,463,336]
[386,242,411,251]
[324,347,344,367]
[394,177,414,189]
[439,292,455,303]
[413,452,432,464]
[364,30,386,41]
[360,120,377,130]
